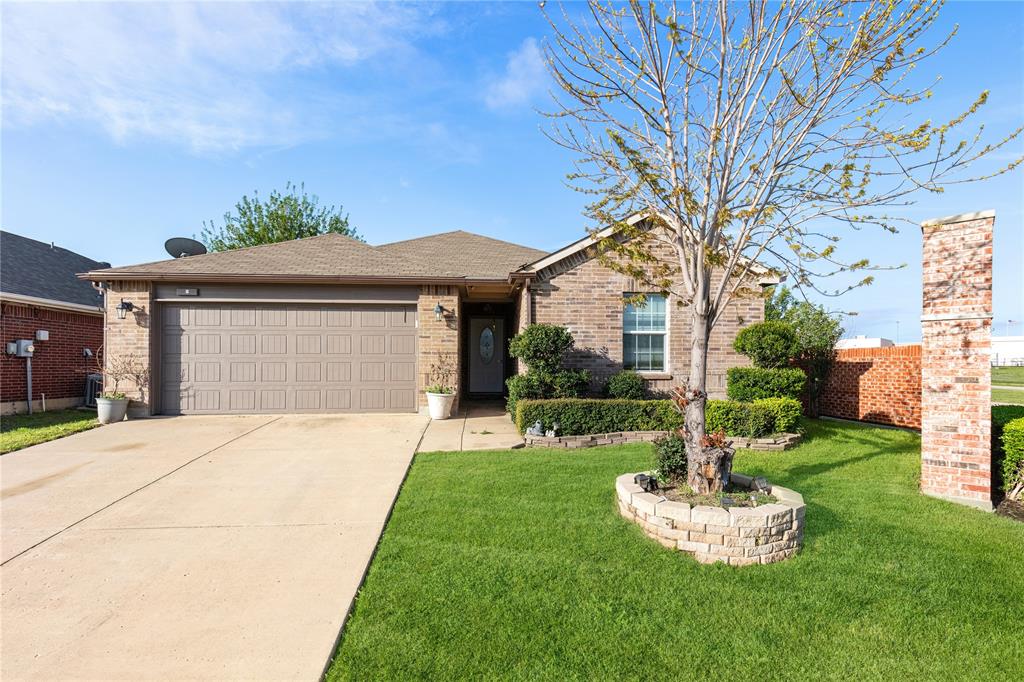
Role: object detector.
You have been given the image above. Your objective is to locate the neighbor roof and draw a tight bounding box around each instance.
[377,231,546,280]
[1,231,109,309]
[83,231,545,283]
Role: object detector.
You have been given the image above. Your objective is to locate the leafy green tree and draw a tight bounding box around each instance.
[767,287,844,417]
[202,182,359,251]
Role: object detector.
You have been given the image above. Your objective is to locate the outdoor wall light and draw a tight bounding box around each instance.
[115,299,134,320]
[434,302,444,321]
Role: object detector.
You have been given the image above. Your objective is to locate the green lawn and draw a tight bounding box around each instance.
[0,409,99,454]
[328,420,1024,680]
[993,366,1024,386]
[993,388,1024,406]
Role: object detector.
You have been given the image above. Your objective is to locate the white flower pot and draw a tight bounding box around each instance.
[426,392,456,420]
[96,397,129,424]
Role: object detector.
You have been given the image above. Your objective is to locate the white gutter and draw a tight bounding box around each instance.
[0,291,104,315]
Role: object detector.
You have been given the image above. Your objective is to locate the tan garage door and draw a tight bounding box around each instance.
[159,303,418,414]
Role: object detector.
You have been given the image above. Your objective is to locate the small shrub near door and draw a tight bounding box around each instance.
[604,370,646,399]
[726,366,806,402]
[515,398,683,436]
[506,324,591,416]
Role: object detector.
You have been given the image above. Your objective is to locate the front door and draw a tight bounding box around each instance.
[469,317,504,393]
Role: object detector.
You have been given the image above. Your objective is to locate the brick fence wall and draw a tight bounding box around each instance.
[817,345,922,429]
[1,302,104,413]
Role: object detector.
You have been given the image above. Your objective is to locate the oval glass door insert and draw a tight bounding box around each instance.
[479,327,495,364]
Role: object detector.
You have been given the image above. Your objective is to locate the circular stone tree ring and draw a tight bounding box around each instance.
[615,472,805,566]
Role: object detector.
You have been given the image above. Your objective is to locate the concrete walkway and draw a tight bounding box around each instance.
[417,400,524,452]
[1,413,427,681]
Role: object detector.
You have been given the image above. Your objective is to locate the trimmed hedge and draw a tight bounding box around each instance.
[515,396,799,439]
[1001,418,1024,496]
[515,399,683,436]
[705,397,801,438]
[506,369,590,417]
[726,366,806,402]
[993,405,1024,495]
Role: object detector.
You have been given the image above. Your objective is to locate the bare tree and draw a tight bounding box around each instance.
[543,0,1021,492]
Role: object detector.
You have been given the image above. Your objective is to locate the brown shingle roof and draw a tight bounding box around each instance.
[84,231,546,282]
[377,231,546,280]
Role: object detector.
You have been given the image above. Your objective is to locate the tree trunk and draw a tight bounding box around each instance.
[685,310,732,494]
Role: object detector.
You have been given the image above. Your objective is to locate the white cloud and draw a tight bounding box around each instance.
[1,2,445,153]
[485,37,546,111]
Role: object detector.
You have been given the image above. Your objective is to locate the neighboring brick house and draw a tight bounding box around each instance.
[1,231,108,414]
[83,218,774,416]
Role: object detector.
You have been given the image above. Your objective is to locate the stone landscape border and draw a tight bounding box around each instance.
[615,472,806,565]
[525,431,801,450]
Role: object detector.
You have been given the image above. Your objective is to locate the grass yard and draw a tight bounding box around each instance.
[992,388,1024,406]
[993,366,1024,386]
[328,420,1024,681]
[0,409,99,454]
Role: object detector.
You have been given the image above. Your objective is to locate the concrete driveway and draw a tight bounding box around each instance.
[1,413,427,681]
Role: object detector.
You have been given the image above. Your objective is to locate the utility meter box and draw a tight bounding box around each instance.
[15,340,35,357]
[35,330,49,341]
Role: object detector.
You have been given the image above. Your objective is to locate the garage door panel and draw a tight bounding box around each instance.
[327,335,352,354]
[161,303,417,414]
[230,362,256,382]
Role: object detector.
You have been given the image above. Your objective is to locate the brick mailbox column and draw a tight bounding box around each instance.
[920,210,994,511]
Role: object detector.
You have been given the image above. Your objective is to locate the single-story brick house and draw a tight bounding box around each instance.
[1,231,108,414]
[83,220,775,415]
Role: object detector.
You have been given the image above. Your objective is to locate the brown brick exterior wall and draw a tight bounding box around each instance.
[530,243,763,397]
[1,302,104,413]
[103,281,154,415]
[417,285,461,412]
[817,345,922,429]
[919,212,994,510]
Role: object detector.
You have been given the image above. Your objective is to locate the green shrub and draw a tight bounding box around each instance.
[506,373,549,416]
[753,397,802,433]
[508,324,575,375]
[1001,418,1024,496]
[515,398,683,436]
[993,406,1024,494]
[506,369,590,416]
[552,369,591,398]
[732,320,799,369]
[653,432,687,480]
[727,366,806,402]
[604,370,646,399]
[705,400,747,436]
[704,397,802,438]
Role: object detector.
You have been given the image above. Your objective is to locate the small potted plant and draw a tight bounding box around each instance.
[425,351,457,420]
[96,391,129,424]
[95,351,149,424]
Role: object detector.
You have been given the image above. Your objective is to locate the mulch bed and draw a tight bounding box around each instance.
[995,498,1024,522]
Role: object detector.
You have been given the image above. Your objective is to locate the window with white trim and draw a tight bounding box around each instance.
[623,294,667,372]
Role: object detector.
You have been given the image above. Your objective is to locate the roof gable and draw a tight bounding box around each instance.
[515,214,781,285]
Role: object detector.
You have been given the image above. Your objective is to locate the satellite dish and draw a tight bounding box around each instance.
[165,237,208,259]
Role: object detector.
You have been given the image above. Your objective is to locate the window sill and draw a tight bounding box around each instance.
[637,372,673,381]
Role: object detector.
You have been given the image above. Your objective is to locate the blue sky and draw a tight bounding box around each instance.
[3,1,1022,342]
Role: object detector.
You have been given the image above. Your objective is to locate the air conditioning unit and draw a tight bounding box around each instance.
[85,373,102,407]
